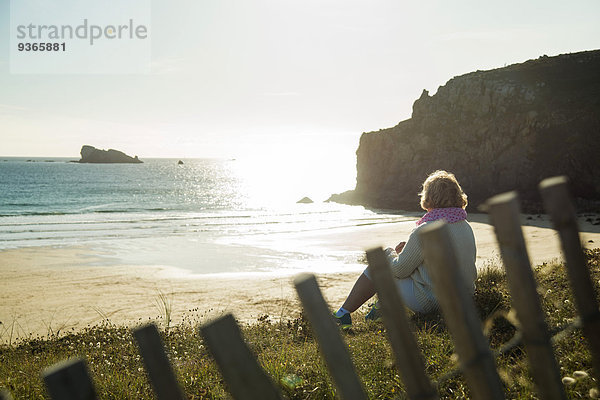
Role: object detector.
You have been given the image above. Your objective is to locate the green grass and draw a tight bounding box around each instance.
[1,250,599,399]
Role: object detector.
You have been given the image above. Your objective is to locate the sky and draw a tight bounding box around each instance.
[1,0,599,160]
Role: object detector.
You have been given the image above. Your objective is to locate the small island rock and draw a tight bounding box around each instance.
[297,197,314,204]
[178,160,184,165]
[78,145,143,164]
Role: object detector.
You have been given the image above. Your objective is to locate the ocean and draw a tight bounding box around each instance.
[0,157,413,276]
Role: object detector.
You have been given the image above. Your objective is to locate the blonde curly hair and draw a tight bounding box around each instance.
[419,170,468,210]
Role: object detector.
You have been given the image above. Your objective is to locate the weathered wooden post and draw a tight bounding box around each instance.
[419,221,505,400]
[486,191,567,400]
[133,324,187,400]
[294,273,368,400]
[200,314,282,400]
[42,358,97,400]
[539,176,600,385]
[366,247,439,400]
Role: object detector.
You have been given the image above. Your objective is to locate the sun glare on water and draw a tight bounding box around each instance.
[229,136,358,209]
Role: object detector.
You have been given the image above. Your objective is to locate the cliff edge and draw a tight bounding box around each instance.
[331,50,600,211]
[78,145,143,164]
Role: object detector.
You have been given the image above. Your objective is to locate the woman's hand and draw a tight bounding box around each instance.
[395,241,406,253]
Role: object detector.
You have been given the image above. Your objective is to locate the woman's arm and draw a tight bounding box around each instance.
[384,227,424,279]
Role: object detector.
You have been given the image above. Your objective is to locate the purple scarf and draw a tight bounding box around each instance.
[416,207,467,226]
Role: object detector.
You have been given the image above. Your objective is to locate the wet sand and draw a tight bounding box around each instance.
[1,213,599,342]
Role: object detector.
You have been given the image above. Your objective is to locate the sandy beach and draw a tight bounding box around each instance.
[2,213,600,343]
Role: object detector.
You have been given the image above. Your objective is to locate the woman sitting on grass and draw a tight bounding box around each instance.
[334,170,477,329]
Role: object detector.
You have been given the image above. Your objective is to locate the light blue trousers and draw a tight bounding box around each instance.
[362,269,425,313]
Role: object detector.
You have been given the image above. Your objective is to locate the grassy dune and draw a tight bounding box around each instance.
[1,250,599,399]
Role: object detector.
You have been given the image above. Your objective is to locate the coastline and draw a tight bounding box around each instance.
[2,213,600,342]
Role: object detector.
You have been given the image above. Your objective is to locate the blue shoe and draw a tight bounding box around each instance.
[365,302,382,322]
[333,312,352,330]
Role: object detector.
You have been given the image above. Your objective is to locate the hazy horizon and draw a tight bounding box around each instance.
[1,0,599,159]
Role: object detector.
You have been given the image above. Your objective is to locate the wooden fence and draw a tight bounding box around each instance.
[2,175,599,400]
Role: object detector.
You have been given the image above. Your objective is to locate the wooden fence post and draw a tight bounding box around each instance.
[199,313,282,400]
[486,191,567,400]
[133,324,186,400]
[539,176,600,384]
[419,221,505,400]
[0,389,14,400]
[42,358,97,400]
[293,273,368,400]
[366,248,439,400]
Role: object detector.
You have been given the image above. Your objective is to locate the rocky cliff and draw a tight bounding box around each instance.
[78,145,143,164]
[331,50,600,211]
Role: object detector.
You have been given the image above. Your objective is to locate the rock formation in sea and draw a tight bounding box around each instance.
[330,50,600,211]
[78,145,143,164]
[297,197,314,204]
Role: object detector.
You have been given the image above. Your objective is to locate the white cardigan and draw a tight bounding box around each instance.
[382,220,477,313]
